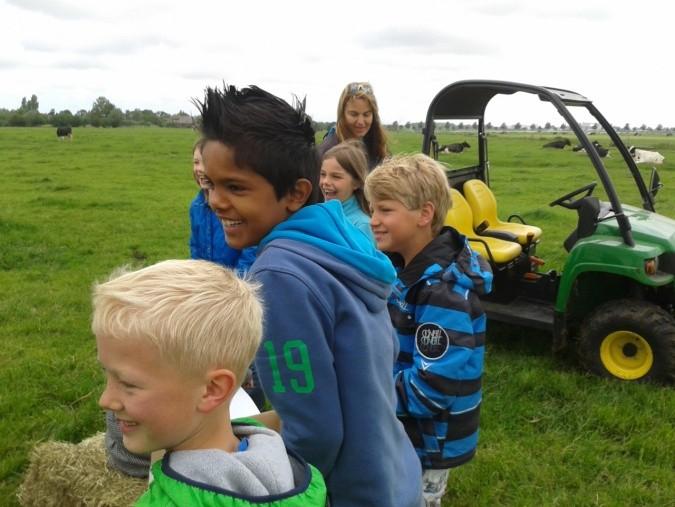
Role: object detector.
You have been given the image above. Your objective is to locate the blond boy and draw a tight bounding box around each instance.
[93,259,325,506]
[365,155,492,507]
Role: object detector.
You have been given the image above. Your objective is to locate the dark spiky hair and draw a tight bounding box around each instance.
[194,84,321,204]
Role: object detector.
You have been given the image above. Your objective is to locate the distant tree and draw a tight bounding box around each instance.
[109,108,124,127]
[544,122,552,130]
[20,94,40,112]
[485,122,493,130]
[89,96,125,127]
[444,121,450,130]
[639,124,647,131]
[9,112,27,126]
[0,108,10,126]
[458,122,465,130]
[656,124,663,131]
[514,122,522,130]
[623,123,631,132]
[404,122,411,130]
[392,120,399,131]
[560,123,567,131]
[499,122,507,130]
[471,121,478,130]
[52,109,75,127]
[530,123,537,131]
[90,96,114,118]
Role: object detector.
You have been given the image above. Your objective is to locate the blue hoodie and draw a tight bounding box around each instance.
[250,199,422,507]
[341,195,374,244]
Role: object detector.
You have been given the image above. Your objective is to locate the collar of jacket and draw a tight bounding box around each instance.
[391,226,464,288]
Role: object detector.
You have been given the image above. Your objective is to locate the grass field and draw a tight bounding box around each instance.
[1,127,674,506]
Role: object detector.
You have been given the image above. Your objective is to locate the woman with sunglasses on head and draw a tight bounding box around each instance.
[318,81,389,170]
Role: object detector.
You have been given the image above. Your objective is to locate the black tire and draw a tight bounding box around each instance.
[578,299,675,383]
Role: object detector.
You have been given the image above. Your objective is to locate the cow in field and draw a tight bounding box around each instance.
[629,146,665,165]
[572,141,609,157]
[543,138,571,149]
[56,126,72,140]
[440,141,470,153]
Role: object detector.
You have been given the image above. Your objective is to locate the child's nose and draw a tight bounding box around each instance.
[208,188,230,210]
[99,384,122,412]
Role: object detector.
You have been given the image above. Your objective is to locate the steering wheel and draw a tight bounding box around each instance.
[549,182,597,209]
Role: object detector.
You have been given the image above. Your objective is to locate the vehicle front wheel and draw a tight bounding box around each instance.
[578,299,675,383]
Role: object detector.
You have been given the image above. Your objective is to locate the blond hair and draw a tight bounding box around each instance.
[364,154,451,235]
[91,259,262,383]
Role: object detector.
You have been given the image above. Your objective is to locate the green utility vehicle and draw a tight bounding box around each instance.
[422,80,674,383]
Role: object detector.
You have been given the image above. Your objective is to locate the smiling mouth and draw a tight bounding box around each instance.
[117,418,138,433]
[220,218,243,228]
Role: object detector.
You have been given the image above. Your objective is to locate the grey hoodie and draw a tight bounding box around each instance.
[169,425,294,496]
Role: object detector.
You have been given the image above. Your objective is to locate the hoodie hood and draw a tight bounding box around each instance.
[137,425,327,505]
[396,226,493,296]
[259,199,396,285]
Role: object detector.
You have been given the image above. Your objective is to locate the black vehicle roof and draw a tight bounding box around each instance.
[427,80,591,119]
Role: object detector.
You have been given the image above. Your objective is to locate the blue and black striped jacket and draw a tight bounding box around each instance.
[389,226,492,469]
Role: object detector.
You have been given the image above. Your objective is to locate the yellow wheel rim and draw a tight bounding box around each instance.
[600,331,653,380]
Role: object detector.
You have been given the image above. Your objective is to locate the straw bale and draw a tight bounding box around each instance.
[18,432,147,507]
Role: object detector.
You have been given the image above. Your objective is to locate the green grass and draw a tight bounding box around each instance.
[1,127,674,506]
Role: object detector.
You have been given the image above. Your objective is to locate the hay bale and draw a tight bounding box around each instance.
[18,432,147,507]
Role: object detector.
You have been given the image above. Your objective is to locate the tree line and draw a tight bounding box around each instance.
[1,95,672,134]
[0,95,192,128]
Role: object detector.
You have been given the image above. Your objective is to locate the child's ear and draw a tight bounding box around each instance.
[418,201,435,227]
[198,369,237,413]
[285,178,313,212]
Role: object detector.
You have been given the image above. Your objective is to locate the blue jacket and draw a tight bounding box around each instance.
[341,195,374,244]
[389,226,492,469]
[189,191,256,274]
[250,200,422,507]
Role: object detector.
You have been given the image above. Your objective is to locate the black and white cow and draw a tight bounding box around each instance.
[56,126,72,140]
[629,146,664,165]
[542,138,571,149]
[572,141,609,158]
[439,141,470,153]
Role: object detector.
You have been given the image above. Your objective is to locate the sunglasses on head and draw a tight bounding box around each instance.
[347,82,373,96]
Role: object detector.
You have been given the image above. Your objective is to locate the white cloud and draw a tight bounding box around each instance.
[6,0,95,20]
[0,0,672,126]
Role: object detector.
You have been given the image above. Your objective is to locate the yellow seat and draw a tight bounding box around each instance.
[445,189,522,264]
[463,179,542,246]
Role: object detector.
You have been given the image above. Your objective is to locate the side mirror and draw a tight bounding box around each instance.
[649,168,663,197]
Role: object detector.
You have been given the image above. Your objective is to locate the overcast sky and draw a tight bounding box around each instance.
[1,0,671,127]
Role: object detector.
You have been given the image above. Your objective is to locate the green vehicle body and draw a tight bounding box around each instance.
[422,80,675,382]
[558,206,675,307]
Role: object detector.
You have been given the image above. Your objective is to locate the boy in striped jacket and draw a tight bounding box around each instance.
[365,154,493,507]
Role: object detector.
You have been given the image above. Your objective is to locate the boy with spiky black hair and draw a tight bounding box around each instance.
[196,85,422,507]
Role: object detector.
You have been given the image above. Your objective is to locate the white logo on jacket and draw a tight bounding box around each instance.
[415,322,450,361]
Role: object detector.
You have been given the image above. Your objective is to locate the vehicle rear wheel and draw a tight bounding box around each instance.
[578,299,675,383]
